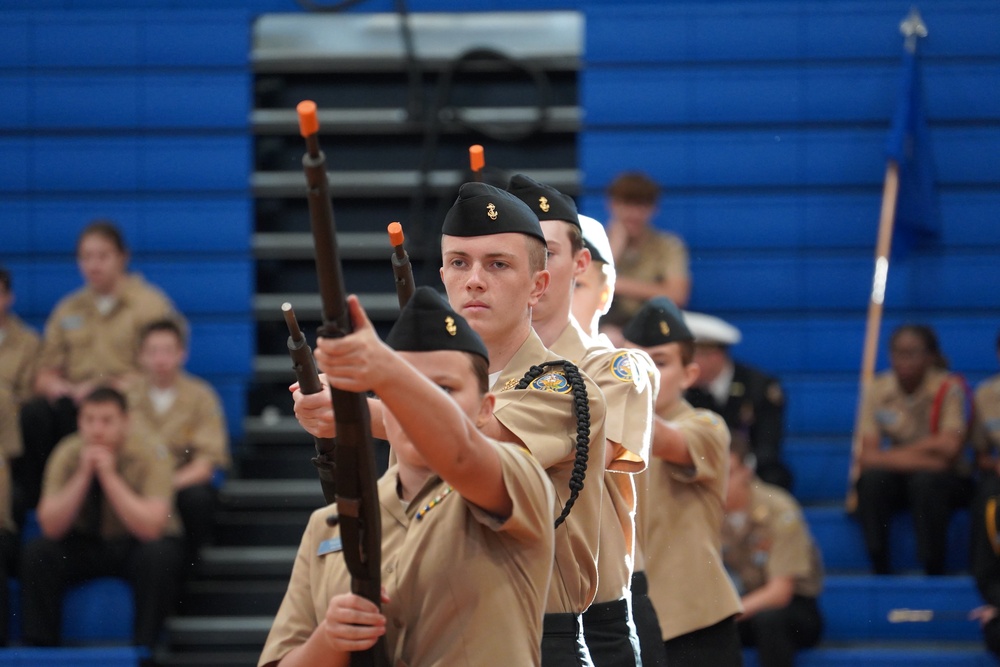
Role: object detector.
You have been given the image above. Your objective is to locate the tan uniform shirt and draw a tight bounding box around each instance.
[128,372,231,472]
[259,440,556,667]
[721,481,824,599]
[491,329,607,615]
[860,368,969,472]
[42,432,180,538]
[638,400,742,641]
[606,230,690,325]
[38,273,178,384]
[0,315,41,458]
[551,321,653,603]
[973,374,1000,456]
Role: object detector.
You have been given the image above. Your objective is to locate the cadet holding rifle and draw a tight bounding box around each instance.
[260,288,557,667]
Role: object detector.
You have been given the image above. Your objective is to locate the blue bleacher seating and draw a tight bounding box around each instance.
[0,647,144,667]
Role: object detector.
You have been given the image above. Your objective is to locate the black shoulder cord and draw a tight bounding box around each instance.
[515,360,590,529]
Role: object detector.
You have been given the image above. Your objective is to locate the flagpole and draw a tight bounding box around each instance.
[845,8,928,512]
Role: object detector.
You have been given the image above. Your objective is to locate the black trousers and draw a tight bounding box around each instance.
[21,533,184,650]
[739,595,823,667]
[582,596,640,667]
[984,616,1000,658]
[630,571,668,667]
[855,468,973,574]
[176,482,219,569]
[542,612,595,667]
[14,396,78,522]
[663,614,743,667]
[0,530,18,646]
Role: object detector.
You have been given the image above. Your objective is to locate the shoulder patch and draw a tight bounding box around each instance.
[530,371,571,394]
[60,314,83,331]
[610,351,634,383]
[692,411,724,429]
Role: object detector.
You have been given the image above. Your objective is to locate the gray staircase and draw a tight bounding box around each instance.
[157,10,582,667]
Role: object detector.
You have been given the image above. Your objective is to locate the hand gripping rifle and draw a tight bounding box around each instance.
[387,222,415,309]
[281,302,337,505]
[297,100,387,667]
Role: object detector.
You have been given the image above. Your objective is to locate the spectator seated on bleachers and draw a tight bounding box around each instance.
[854,324,974,576]
[15,220,182,527]
[20,387,184,658]
[128,318,230,571]
[683,311,794,491]
[599,171,691,345]
[723,435,824,667]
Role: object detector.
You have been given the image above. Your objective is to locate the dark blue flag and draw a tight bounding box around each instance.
[885,41,940,253]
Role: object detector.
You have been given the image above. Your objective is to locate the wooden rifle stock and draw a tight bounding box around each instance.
[387,222,415,309]
[296,100,387,667]
[281,302,337,505]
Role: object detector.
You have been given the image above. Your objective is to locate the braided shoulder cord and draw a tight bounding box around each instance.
[515,360,590,528]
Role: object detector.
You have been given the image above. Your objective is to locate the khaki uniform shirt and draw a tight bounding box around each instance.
[38,273,178,384]
[638,400,742,641]
[0,315,41,458]
[606,230,690,326]
[551,321,653,603]
[860,368,969,472]
[973,374,1000,455]
[259,440,556,667]
[128,373,231,472]
[721,481,824,599]
[491,329,607,615]
[42,432,181,538]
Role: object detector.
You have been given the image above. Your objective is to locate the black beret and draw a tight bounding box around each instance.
[385,286,489,365]
[441,182,546,245]
[622,297,693,347]
[506,173,580,228]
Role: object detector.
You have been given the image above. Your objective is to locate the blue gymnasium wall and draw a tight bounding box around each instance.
[2,0,999,444]
[580,0,1000,437]
[0,10,254,440]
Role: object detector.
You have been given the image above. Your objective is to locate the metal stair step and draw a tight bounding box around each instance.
[197,546,297,580]
[177,580,287,618]
[165,616,273,649]
[219,479,326,510]
[213,508,315,546]
[254,293,400,322]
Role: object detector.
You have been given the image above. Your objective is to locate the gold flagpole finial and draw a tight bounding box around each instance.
[900,7,928,53]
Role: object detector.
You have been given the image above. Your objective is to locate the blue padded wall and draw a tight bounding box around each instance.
[581,0,1000,437]
[0,10,254,441]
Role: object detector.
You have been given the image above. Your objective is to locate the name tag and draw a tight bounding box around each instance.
[61,315,84,330]
[987,418,1000,433]
[317,537,342,556]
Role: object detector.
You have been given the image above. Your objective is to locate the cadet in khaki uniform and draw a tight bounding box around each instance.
[129,318,231,566]
[572,215,668,667]
[292,184,608,667]
[723,439,824,667]
[600,172,690,340]
[262,287,556,667]
[21,386,184,654]
[509,175,651,667]
[0,267,40,471]
[622,298,744,667]
[18,221,180,515]
[855,324,973,575]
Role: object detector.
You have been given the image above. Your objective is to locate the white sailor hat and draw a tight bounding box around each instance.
[682,311,742,346]
[578,214,614,269]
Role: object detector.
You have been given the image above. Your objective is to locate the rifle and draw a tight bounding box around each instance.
[387,222,415,309]
[281,302,337,505]
[296,100,387,667]
[469,144,485,182]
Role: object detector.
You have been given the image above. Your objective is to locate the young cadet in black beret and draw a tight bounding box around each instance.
[508,174,655,667]
[622,298,743,667]
[262,287,557,667]
[292,183,608,667]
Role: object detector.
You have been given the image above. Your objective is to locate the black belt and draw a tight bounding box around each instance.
[544,612,583,636]
[582,597,629,625]
[630,571,649,597]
